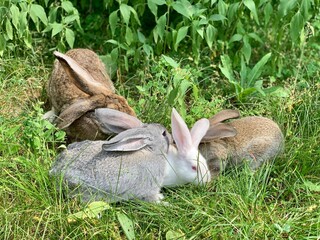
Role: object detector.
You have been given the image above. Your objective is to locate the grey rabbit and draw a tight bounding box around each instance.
[50,108,211,203]
[199,110,284,177]
[44,48,136,141]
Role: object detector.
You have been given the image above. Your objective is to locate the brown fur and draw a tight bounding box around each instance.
[199,114,284,177]
[45,48,136,141]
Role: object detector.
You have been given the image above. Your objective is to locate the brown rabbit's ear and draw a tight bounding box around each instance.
[54,51,112,96]
[201,123,237,142]
[55,95,105,129]
[209,109,240,125]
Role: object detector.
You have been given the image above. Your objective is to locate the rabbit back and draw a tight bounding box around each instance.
[50,125,170,203]
[228,116,284,167]
[47,48,115,111]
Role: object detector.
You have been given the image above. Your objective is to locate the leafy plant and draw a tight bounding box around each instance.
[219,52,289,101]
[0,0,82,56]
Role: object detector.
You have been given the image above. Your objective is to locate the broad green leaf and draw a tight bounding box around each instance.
[209,14,227,21]
[125,27,134,45]
[301,0,311,20]
[240,87,257,100]
[196,27,204,39]
[240,55,247,87]
[51,23,64,37]
[254,80,266,96]
[65,28,75,48]
[227,2,240,23]
[162,55,179,68]
[10,5,20,30]
[109,11,119,36]
[19,12,28,34]
[61,1,74,13]
[111,48,119,60]
[68,201,111,222]
[263,86,290,98]
[30,4,48,25]
[243,0,259,24]
[106,39,118,45]
[42,24,53,33]
[205,24,216,49]
[6,19,13,40]
[218,0,227,18]
[48,6,58,23]
[172,0,194,19]
[137,31,146,43]
[117,212,135,240]
[219,55,235,82]
[242,35,251,64]
[155,13,166,41]
[290,11,305,43]
[120,4,131,25]
[248,32,263,43]
[229,33,242,43]
[147,0,157,17]
[264,2,273,25]
[129,6,141,25]
[63,14,79,24]
[23,31,32,49]
[124,55,129,71]
[168,87,179,105]
[278,0,297,18]
[175,26,189,51]
[143,44,153,57]
[247,52,271,86]
[179,79,192,97]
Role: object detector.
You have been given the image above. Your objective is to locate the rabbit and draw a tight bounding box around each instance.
[199,109,284,177]
[49,108,211,203]
[44,48,136,141]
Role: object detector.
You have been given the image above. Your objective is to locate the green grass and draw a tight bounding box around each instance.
[0,47,320,239]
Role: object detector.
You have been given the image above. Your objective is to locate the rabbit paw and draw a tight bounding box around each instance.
[144,193,164,203]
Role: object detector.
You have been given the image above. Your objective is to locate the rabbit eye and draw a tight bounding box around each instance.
[192,166,197,171]
[162,131,167,137]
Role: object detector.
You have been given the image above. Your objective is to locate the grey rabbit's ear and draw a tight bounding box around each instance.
[56,95,105,129]
[102,128,152,152]
[201,123,237,142]
[209,109,240,125]
[95,108,143,134]
[54,51,111,96]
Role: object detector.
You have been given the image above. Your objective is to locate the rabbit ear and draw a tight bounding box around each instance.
[190,118,210,147]
[171,108,192,155]
[201,123,237,142]
[55,95,105,129]
[171,108,209,155]
[54,51,111,96]
[95,108,143,134]
[209,109,240,125]
[102,128,151,152]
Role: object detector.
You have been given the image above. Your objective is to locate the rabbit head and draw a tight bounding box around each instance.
[163,108,211,187]
[45,48,136,141]
[95,108,211,186]
[50,110,172,203]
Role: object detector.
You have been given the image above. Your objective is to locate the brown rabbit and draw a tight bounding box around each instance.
[44,48,136,141]
[199,110,284,177]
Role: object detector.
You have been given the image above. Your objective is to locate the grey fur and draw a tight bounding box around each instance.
[199,111,284,177]
[50,124,171,203]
